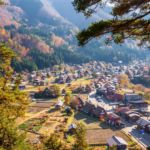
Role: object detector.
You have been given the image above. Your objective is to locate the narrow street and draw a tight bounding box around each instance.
[88,91,149,148]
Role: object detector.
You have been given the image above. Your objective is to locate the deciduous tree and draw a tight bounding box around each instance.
[72,123,92,150]
[44,133,63,150]
[49,84,61,97]
[0,44,32,149]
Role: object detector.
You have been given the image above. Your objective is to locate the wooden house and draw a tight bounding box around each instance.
[66,75,74,83]
[19,84,26,90]
[99,62,106,69]
[42,87,51,96]
[105,91,124,101]
[106,136,128,150]
[84,70,91,77]
[55,101,64,110]
[40,80,47,86]
[75,95,86,105]
[81,102,95,115]
[33,79,40,86]
[62,89,66,94]
[77,85,86,93]
[106,113,125,128]
[92,106,107,118]
[85,85,93,93]
[28,75,35,81]
[125,69,133,79]
[47,72,53,77]
[96,87,107,96]
[129,100,148,111]
[41,75,47,80]
[115,107,130,117]
[128,113,140,123]
[124,93,143,104]
[68,124,77,133]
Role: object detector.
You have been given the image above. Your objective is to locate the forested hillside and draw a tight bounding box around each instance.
[0,0,148,72]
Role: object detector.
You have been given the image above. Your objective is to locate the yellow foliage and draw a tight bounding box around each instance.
[1,28,5,35]
[9,39,13,42]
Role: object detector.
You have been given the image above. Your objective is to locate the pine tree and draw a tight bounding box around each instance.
[72,0,150,48]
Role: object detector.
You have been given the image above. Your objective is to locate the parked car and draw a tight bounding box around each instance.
[97,96,101,99]
[98,99,102,102]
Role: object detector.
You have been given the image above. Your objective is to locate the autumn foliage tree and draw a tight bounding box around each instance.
[44,133,63,150]
[0,43,32,149]
[49,84,61,97]
[117,74,129,88]
[64,92,72,106]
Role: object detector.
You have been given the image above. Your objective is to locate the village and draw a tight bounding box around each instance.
[11,59,150,150]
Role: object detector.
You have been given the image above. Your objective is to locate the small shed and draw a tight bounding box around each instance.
[19,84,26,90]
[55,101,64,110]
[128,113,140,123]
[40,81,47,86]
[136,118,150,133]
[106,136,128,150]
[68,124,77,133]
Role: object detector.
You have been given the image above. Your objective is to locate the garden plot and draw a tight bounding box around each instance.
[21,108,71,141]
[38,116,68,135]
[19,118,47,133]
[86,129,131,144]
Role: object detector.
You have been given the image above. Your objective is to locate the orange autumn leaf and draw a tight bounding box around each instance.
[16,57,21,62]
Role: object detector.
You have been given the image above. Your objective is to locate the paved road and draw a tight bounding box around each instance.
[88,90,148,148]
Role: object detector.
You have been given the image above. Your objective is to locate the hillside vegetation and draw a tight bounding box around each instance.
[0,0,148,72]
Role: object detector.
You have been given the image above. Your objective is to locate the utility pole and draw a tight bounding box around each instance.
[147,112,149,120]
[138,130,141,142]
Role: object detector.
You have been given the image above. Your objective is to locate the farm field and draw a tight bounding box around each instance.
[29,102,55,108]
[31,97,59,102]
[16,102,54,124]
[72,78,92,84]
[19,108,73,142]
[23,85,47,93]
[86,129,131,143]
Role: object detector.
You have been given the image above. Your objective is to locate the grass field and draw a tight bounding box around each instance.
[72,113,109,129]
[23,85,47,93]
[72,78,92,84]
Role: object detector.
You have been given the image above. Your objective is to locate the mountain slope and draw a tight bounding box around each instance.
[0,0,148,73]
[50,0,112,30]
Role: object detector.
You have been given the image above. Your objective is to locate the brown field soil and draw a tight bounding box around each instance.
[26,107,47,114]
[34,98,58,101]
[93,147,107,150]
[86,129,131,143]
[29,102,54,108]
[72,113,109,129]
